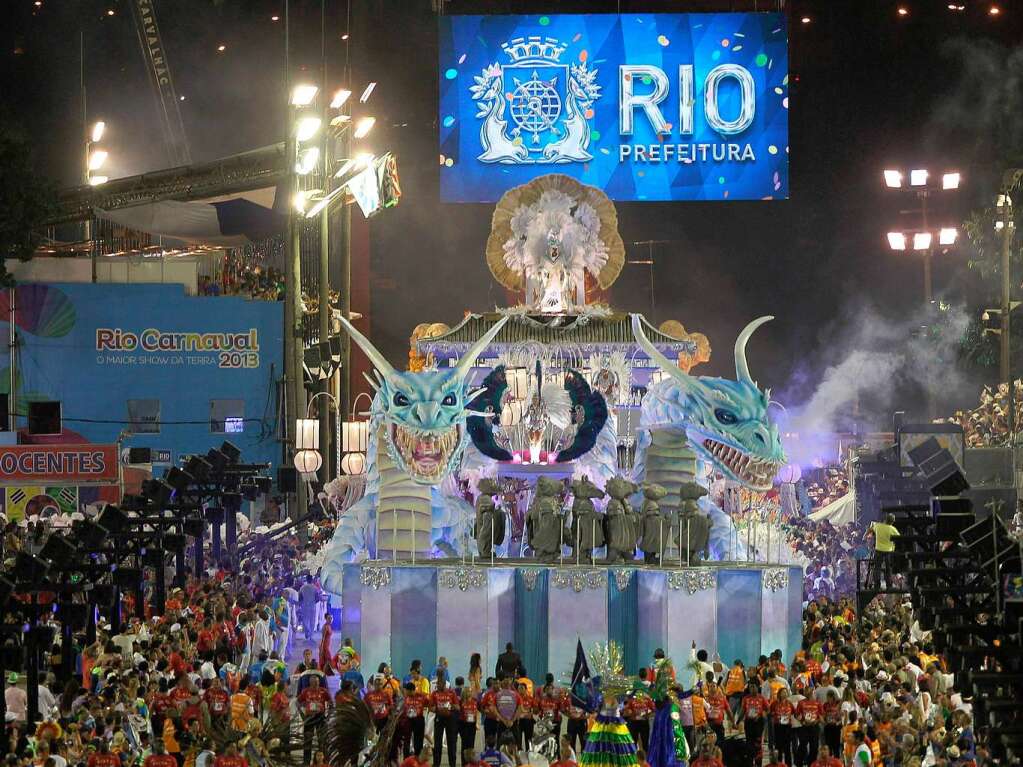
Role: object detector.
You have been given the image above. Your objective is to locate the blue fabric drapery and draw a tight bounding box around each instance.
[608,570,639,675]
[515,569,549,684]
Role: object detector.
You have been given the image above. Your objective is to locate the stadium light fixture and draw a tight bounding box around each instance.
[295,116,322,142]
[939,228,958,246]
[290,84,319,107]
[910,169,928,187]
[942,172,961,190]
[883,170,903,188]
[913,232,932,251]
[330,88,352,109]
[91,121,106,142]
[353,116,375,139]
[296,147,320,175]
[887,232,907,251]
[359,82,377,103]
[88,150,108,171]
[88,175,108,186]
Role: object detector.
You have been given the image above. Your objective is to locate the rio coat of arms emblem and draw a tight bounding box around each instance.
[470,35,602,165]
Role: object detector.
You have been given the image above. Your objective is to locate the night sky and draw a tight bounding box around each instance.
[4,0,1023,429]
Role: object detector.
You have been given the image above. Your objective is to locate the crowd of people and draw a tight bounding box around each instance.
[940,380,1023,450]
[1,548,987,767]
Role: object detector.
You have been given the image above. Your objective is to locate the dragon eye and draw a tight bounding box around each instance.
[442,394,457,406]
[714,408,738,425]
[393,392,410,407]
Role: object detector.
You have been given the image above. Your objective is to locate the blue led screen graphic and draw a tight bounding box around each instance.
[439,13,789,203]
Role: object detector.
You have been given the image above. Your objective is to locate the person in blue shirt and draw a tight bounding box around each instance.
[249,651,269,684]
[479,737,507,767]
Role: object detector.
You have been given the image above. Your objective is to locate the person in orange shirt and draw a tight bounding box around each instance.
[230,681,255,731]
[841,712,862,765]
[723,660,747,717]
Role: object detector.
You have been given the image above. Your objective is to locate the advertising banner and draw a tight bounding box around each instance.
[440,13,788,202]
[0,444,119,485]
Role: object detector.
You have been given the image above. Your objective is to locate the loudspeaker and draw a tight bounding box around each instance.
[16,551,49,582]
[220,441,241,463]
[27,400,61,435]
[142,548,164,567]
[113,568,141,589]
[935,497,975,539]
[39,534,78,563]
[0,574,14,607]
[58,603,90,629]
[127,447,153,464]
[98,504,129,534]
[0,392,8,431]
[204,507,224,524]
[908,437,970,496]
[71,520,108,550]
[163,534,186,551]
[277,467,297,493]
[182,518,205,538]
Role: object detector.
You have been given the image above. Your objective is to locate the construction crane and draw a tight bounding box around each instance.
[129,0,192,167]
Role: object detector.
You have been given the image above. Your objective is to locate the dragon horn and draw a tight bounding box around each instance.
[453,316,509,382]
[339,314,398,384]
[734,316,774,386]
[631,314,703,391]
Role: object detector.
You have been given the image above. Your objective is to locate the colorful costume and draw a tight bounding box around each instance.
[581,701,639,767]
[646,661,689,767]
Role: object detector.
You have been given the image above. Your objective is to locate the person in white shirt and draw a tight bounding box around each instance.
[5,672,26,723]
[688,641,715,689]
[37,673,58,721]
[252,608,272,659]
[852,729,872,765]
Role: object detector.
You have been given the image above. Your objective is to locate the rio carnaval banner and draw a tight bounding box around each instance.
[439,13,788,203]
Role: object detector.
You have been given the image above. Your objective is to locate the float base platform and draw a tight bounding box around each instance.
[337,561,802,684]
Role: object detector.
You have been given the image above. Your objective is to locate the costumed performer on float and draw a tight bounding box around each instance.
[646,657,689,767]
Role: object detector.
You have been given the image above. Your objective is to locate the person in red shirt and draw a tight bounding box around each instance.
[365,675,393,731]
[770,689,795,767]
[401,681,429,757]
[459,687,480,764]
[795,694,823,766]
[820,689,843,760]
[624,688,655,751]
[267,679,291,724]
[549,741,578,767]
[169,675,196,712]
[196,620,216,661]
[689,744,724,767]
[480,678,500,747]
[298,675,332,763]
[142,739,177,767]
[204,677,231,720]
[400,745,433,767]
[430,677,461,767]
[703,681,733,747]
[516,681,535,752]
[213,742,249,767]
[810,744,842,767]
[87,740,122,767]
[739,681,770,765]
[536,676,565,740]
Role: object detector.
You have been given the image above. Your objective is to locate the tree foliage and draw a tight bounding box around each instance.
[0,120,57,287]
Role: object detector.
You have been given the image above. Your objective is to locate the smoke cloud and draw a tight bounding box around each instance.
[776,300,974,468]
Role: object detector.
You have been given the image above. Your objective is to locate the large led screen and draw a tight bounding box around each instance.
[439,13,789,203]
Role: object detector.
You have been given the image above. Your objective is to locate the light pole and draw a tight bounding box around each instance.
[287,83,321,520]
[883,168,961,305]
[300,82,376,476]
[998,170,1023,442]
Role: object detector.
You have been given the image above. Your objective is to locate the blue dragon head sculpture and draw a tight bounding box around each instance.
[339,315,509,485]
[632,314,786,491]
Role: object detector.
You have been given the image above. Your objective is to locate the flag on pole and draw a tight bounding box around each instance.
[570,638,591,707]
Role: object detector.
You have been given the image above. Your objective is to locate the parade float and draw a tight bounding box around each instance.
[320,175,801,682]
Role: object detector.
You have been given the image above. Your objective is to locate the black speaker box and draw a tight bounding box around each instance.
[0,573,14,606]
[908,437,970,496]
[935,497,975,539]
